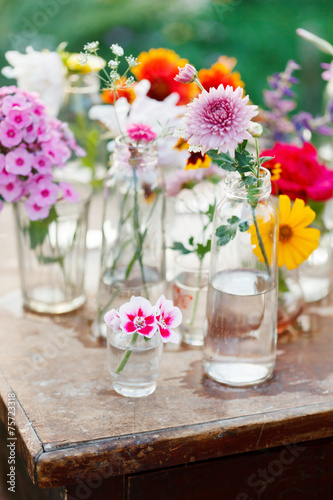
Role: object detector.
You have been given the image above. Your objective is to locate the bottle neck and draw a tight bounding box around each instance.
[113,136,158,172]
[224,168,271,200]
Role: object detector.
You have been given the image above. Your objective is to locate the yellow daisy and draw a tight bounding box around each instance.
[277,194,320,270]
[249,195,320,270]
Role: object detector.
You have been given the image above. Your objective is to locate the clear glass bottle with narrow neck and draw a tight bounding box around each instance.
[203,168,278,386]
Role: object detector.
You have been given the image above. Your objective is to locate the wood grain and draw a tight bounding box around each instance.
[0,203,332,489]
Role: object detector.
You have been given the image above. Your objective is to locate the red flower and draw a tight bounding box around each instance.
[261,142,333,202]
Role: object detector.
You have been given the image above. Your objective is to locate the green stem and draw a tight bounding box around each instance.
[255,137,261,179]
[194,77,205,93]
[115,332,139,375]
[251,206,271,277]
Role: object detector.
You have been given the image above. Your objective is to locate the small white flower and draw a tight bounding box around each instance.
[247,121,263,138]
[84,41,99,53]
[108,60,119,69]
[78,52,88,65]
[188,144,202,153]
[111,44,124,57]
[126,76,135,87]
[125,55,139,68]
[110,70,120,82]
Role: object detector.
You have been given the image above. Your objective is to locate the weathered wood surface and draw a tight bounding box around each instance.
[0,204,332,489]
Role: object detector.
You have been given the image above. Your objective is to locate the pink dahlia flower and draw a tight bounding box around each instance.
[119,296,157,338]
[126,123,157,143]
[174,64,197,84]
[155,295,182,344]
[183,85,258,155]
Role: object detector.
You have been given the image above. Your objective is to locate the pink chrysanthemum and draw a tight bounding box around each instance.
[127,123,157,143]
[183,85,258,156]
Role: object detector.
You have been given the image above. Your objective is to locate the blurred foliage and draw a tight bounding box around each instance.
[0,0,332,113]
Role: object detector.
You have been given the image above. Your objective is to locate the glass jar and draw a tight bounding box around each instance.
[107,327,163,397]
[95,137,166,340]
[14,183,92,314]
[203,168,278,386]
[172,253,209,346]
[58,72,107,185]
[277,267,304,333]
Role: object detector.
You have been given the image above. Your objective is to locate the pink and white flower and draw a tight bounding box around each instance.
[59,182,80,203]
[32,153,52,174]
[24,199,51,221]
[29,178,59,207]
[0,121,23,148]
[6,107,32,129]
[174,64,197,84]
[118,296,157,338]
[1,94,27,115]
[5,147,33,175]
[104,309,121,333]
[182,85,258,156]
[155,295,182,344]
[0,181,23,202]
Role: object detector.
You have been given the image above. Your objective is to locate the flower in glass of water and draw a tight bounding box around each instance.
[155,295,182,344]
[182,85,258,155]
[119,296,157,338]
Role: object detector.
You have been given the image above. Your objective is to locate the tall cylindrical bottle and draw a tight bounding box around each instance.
[203,168,278,386]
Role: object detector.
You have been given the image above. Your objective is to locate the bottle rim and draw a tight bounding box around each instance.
[224,167,271,199]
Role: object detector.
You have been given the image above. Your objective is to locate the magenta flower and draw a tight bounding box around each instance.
[24,199,51,221]
[29,179,59,207]
[0,181,23,202]
[6,108,32,129]
[119,296,157,338]
[22,122,37,143]
[174,64,197,84]
[1,94,27,115]
[155,295,182,344]
[127,123,157,143]
[59,182,80,203]
[0,121,23,148]
[0,166,16,185]
[33,153,52,174]
[5,147,32,175]
[104,309,121,333]
[183,85,258,155]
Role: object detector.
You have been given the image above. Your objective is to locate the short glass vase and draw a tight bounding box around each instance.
[172,254,209,346]
[107,329,163,397]
[14,183,92,314]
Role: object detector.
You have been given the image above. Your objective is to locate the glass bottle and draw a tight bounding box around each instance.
[203,168,278,386]
[95,137,166,340]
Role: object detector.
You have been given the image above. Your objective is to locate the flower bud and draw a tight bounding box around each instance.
[174,64,197,84]
[248,122,263,138]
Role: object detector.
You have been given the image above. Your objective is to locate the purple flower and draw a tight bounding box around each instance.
[6,108,32,129]
[33,153,52,174]
[0,121,23,148]
[321,61,333,82]
[1,94,28,115]
[174,64,197,84]
[182,85,258,155]
[0,181,23,202]
[29,178,59,207]
[5,147,32,176]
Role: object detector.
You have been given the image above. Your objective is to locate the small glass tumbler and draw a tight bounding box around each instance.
[107,329,163,397]
[172,254,209,346]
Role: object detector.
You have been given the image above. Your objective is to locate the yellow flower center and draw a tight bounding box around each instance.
[279,224,293,243]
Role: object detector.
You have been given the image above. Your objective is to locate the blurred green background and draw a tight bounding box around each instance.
[0,0,332,112]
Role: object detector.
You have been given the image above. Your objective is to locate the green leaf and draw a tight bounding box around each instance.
[205,203,216,223]
[171,242,192,254]
[27,207,58,250]
[237,140,248,153]
[215,215,249,246]
[259,156,274,165]
[196,240,211,259]
[188,236,194,246]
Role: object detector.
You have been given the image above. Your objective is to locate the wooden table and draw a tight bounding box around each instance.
[0,204,332,500]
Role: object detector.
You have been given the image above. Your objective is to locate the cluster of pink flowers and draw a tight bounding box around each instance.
[104,295,182,344]
[126,123,157,143]
[0,86,85,220]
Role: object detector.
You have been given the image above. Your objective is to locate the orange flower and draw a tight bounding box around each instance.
[185,152,212,170]
[101,78,136,104]
[131,48,198,105]
[197,58,244,92]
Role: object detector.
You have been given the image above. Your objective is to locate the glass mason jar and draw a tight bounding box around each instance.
[203,168,278,387]
[107,328,163,397]
[58,72,107,185]
[277,267,304,334]
[95,137,166,339]
[172,253,209,346]
[14,183,92,314]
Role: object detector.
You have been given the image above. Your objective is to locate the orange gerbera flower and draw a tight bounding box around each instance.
[101,78,136,104]
[131,48,198,105]
[197,58,244,92]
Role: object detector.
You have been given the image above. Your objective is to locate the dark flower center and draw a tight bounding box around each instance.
[279,224,293,243]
